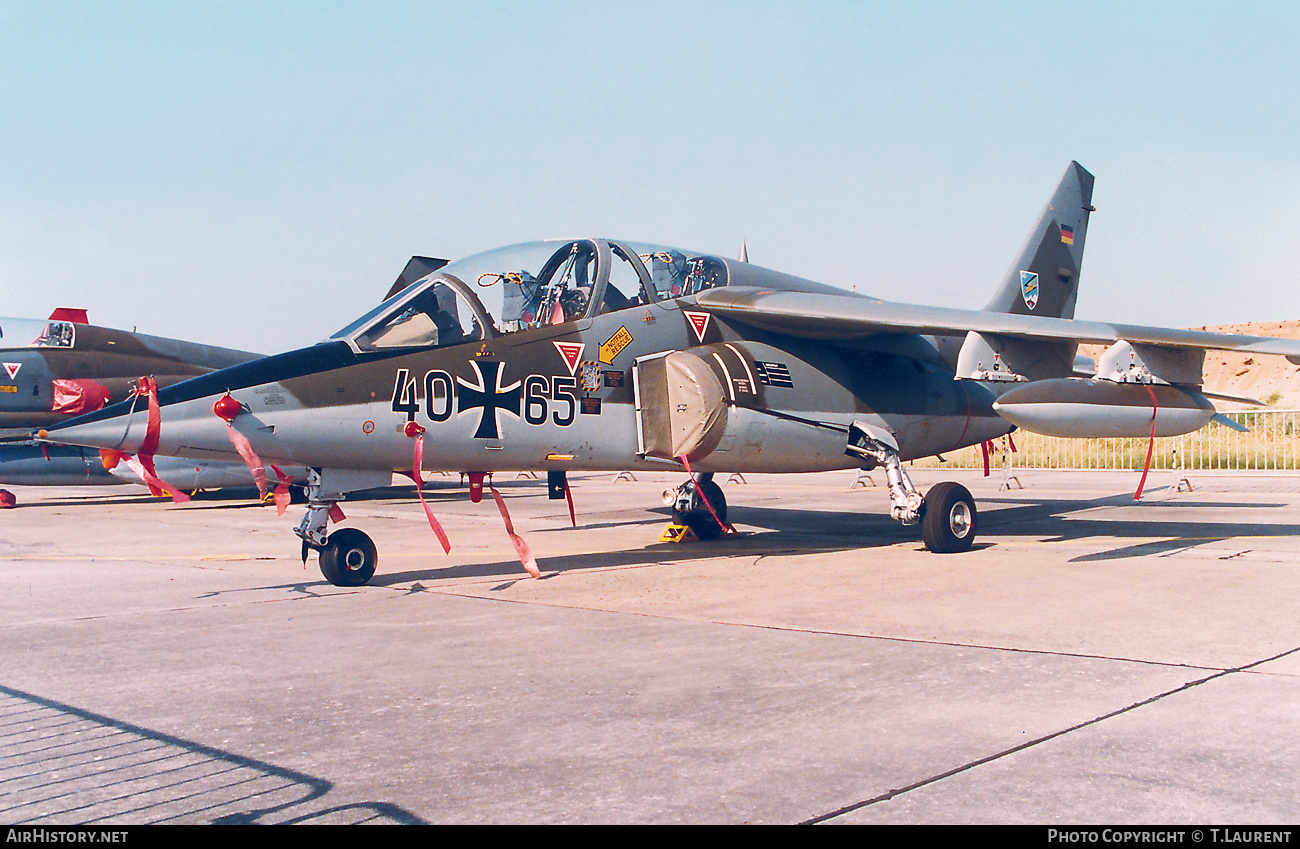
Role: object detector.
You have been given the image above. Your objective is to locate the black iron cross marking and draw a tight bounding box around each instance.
[457,360,522,439]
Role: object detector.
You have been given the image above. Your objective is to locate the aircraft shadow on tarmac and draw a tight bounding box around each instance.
[25,483,1293,585]
[0,683,427,825]
[975,492,1298,562]
[357,489,1300,586]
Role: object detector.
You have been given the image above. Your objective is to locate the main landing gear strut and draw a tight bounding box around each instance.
[846,422,977,553]
[294,469,378,587]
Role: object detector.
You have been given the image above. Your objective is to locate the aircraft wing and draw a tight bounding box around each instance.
[695,287,1300,364]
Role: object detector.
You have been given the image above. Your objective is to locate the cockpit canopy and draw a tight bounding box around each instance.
[334,239,730,353]
[0,318,77,349]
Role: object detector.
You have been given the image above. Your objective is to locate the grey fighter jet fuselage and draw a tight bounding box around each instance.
[41,163,1300,583]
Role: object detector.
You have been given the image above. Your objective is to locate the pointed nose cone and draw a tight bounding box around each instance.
[41,341,360,463]
[39,399,149,454]
[41,391,239,460]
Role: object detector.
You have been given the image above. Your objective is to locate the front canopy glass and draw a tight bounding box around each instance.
[335,239,730,353]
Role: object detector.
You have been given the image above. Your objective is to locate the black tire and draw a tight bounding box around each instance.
[673,480,727,541]
[921,482,977,553]
[319,527,378,586]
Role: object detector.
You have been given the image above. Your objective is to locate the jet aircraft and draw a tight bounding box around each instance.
[0,309,261,432]
[39,163,1300,584]
[0,310,293,499]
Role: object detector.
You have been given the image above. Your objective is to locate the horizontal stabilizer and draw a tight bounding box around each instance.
[1212,413,1250,432]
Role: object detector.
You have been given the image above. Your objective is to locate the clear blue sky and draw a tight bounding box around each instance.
[2,1,1297,353]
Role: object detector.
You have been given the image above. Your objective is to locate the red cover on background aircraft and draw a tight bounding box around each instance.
[51,379,110,415]
[48,308,89,324]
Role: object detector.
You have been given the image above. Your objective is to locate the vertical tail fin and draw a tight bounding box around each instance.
[954,163,1096,383]
[983,161,1095,319]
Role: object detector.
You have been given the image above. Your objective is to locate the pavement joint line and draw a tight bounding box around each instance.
[9,545,1299,672]
[152,549,1300,677]
[800,642,1300,825]
[0,590,354,629]
[12,579,1297,684]
[403,580,1297,677]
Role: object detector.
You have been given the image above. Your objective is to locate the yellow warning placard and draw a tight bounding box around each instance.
[599,326,633,364]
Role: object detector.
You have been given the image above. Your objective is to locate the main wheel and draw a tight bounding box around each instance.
[319,527,378,586]
[673,480,727,540]
[921,482,977,553]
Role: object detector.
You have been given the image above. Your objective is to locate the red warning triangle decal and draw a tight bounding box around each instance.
[3,363,19,380]
[552,341,585,375]
[683,310,711,343]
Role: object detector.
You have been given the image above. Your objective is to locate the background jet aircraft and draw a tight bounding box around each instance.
[41,163,1300,584]
[0,310,291,500]
[2,257,444,500]
[0,309,261,433]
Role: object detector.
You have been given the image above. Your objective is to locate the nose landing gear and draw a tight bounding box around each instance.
[293,468,388,587]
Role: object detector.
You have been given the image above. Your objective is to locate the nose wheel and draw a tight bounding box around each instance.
[294,469,379,587]
[318,527,378,587]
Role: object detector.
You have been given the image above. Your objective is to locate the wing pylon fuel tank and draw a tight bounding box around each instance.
[991,378,1216,438]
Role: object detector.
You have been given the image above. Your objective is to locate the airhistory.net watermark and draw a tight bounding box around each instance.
[6,832,127,844]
